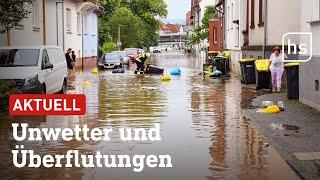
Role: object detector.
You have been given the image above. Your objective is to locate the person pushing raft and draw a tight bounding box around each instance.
[135,51,149,74]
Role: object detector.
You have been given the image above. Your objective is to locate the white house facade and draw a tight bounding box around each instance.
[299,0,320,110]
[225,0,243,75]
[240,0,300,60]
[0,0,102,69]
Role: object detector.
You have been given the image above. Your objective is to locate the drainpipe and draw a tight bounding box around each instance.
[82,13,84,72]
[62,1,65,51]
[263,0,268,58]
[42,0,46,45]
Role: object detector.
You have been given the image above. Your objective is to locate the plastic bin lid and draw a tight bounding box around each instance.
[215,55,227,59]
[208,51,218,54]
[255,59,270,71]
[239,58,255,63]
[285,62,299,67]
[223,51,231,57]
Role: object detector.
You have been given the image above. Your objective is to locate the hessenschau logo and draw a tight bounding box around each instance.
[282,32,312,62]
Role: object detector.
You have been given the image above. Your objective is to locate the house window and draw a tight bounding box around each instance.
[66,8,72,33]
[258,0,264,26]
[250,0,255,29]
[213,28,217,43]
[32,0,40,28]
[245,0,249,31]
[77,12,81,35]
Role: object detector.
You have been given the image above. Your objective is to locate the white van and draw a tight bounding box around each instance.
[0,46,68,94]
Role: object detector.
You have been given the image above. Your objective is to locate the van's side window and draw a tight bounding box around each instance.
[42,49,50,69]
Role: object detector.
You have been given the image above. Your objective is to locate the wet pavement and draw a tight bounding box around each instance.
[0,51,300,179]
[242,93,320,180]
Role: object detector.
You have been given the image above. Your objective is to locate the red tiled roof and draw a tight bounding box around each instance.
[160,23,181,33]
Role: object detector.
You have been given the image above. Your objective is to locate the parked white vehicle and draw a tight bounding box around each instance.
[0,46,68,94]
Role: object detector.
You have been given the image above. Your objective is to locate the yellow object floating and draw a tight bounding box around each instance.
[161,74,171,81]
[260,105,280,114]
[82,81,91,87]
[255,59,270,72]
[91,68,99,74]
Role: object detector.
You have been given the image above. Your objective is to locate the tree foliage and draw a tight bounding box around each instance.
[100,42,117,53]
[0,0,33,33]
[189,5,216,45]
[98,0,167,49]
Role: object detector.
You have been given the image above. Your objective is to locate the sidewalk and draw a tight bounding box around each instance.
[242,93,320,180]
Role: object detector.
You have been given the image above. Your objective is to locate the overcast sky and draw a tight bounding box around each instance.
[164,0,190,21]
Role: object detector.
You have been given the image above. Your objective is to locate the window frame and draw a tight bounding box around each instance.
[258,0,264,27]
[213,28,218,44]
[42,49,51,70]
[250,0,255,29]
[66,8,72,33]
[77,12,81,35]
[32,0,40,29]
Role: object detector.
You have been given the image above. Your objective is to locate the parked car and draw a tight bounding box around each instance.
[153,49,161,53]
[0,46,68,94]
[112,51,130,65]
[124,48,138,62]
[98,53,123,69]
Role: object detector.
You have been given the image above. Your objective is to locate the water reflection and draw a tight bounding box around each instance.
[0,52,299,180]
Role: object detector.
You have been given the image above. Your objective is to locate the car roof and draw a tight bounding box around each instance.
[112,51,126,53]
[0,45,63,50]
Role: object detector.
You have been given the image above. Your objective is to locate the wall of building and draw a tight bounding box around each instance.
[83,12,98,58]
[64,1,83,59]
[0,0,44,46]
[267,0,300,46]
[209,19,222,52]
[299,0,320,110]
[247,0,263,46]
[225,0,243,75]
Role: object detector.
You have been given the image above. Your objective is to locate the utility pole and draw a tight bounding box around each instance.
[117,24,123,50]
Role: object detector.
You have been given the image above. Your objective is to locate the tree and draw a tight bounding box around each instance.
[98,0,168,49]
[109,7,141,48]
[0,0,33,33]
[189,5,216,45]
[100,42,117,53]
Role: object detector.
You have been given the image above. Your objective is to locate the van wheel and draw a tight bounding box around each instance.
[40,84,46,94]
[59,79,67,94]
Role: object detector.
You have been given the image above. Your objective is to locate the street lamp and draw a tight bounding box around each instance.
[117,24,124,50]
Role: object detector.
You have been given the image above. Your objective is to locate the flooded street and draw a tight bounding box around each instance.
[0,52,299,180]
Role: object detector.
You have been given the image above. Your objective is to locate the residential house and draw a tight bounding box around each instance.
[0,0,103,70]
[209,0,224,54]
[191,0,214,60]
[186,11,193,26]
[158,23,188,50]
[224,0,243,75]
[240,0,301,60]
[299,0,320,110]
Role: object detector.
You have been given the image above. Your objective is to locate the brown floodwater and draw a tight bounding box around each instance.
[0,52,300,180]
